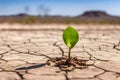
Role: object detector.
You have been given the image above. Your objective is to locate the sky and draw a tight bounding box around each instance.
[0,0,120,16]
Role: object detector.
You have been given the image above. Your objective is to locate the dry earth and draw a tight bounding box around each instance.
[0,24,120,80]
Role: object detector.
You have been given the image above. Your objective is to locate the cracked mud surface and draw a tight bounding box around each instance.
[0,24,120,80]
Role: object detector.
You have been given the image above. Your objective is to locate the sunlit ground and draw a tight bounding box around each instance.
[0,23,120,80]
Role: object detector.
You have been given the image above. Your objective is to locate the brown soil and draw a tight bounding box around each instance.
[46,56,89,71]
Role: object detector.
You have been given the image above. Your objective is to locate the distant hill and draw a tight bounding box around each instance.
[76,11,120,19]
[0,11,120,24]
[81,11,111,18]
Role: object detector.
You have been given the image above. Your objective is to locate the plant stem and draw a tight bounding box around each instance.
[68,48,71,62]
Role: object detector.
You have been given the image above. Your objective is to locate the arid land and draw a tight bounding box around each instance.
[0,24,120,80]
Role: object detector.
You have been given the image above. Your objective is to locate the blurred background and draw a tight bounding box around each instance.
[0,0,120,24]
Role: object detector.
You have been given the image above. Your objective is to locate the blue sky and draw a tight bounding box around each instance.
[0,0,120,16]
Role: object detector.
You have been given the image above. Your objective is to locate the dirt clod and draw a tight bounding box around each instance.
[46,56,89,71]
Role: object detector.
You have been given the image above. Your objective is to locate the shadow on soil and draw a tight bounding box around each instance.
[15,63,46,70]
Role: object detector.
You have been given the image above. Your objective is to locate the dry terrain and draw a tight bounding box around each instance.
[0,24,120,80]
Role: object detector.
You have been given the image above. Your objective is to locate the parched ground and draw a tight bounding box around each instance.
[0,24,120,80]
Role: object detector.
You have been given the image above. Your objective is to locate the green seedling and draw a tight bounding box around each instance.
[63,26,79,62]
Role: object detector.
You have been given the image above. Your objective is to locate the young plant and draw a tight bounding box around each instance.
[63,26,79,62]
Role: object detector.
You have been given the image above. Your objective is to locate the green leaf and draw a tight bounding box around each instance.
[63,26,79,48]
